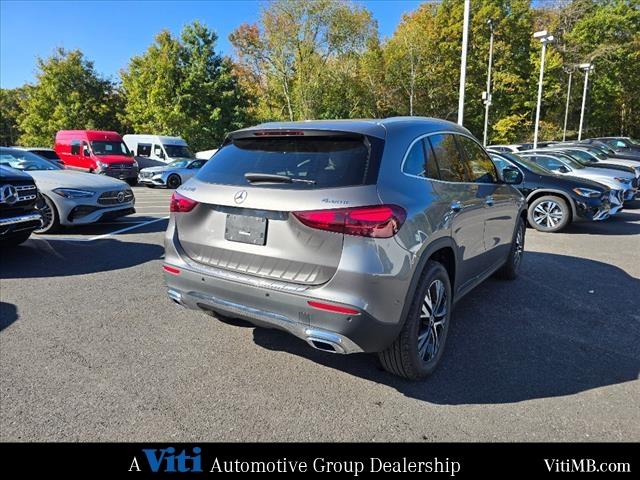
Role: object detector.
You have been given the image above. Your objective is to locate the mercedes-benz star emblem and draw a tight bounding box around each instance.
[234,190,248,204]
[0,184,18,205]
[117,191,125,203]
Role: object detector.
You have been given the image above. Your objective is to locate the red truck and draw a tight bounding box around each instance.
[54,130,138,185]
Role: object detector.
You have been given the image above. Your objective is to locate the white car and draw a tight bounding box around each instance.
[520,152,636,213]
[550,147,640,180]
[0,147,135,233]
[138,158,208,189]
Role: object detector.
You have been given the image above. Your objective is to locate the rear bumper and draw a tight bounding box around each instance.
[0,212,42,237]
[163,217,411,353]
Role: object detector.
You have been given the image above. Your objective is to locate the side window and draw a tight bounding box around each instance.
[82,142,91,156]
[189,160,205,169]
[70,141,81,155]
[534,156,566,171]
[490,155,509,172]
[457,135,497,183]
[153,144,164,157]
[137,143,151,157]
[427,134,467,182]
[403,139,439,179]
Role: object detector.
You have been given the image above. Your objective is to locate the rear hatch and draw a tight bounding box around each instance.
[173,129,386,286]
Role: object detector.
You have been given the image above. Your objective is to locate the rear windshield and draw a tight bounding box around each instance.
[196,134,383,189]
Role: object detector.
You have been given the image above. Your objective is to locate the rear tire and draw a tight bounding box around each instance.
[378,260,452,380]
[0,231,32,247]
[495,216,525,280]
[528,195,570,232]
[167,174,181,189]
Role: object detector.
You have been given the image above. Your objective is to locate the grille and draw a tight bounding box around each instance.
[15,184,37,202]
[98,189,134,205]
[105,163,133,170]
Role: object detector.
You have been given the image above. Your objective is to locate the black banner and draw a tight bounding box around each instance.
[1,443,636,476]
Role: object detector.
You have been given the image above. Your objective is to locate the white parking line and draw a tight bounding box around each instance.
[36,216,169,242]
[87,216,169,241]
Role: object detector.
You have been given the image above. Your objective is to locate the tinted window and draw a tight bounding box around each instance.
[428,134,467,182]
[457,135,497,183]
[188,160,206,169]
[137,143,151,157]
[164,144,194,159]
[153,144,164,157]
[71,141,81,155]
[197,134,382,190]
[32,149,60,160]
[531,156,567,172]
[403,139,439,179]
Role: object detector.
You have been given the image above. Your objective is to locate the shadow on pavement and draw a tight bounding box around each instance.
[0,237,164,279]
[0,302,18,331]
[246,251,639,404]
[561,209,640,236]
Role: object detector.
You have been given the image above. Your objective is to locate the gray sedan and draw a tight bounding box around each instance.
[138,159,208,189]
[0,147,135,233]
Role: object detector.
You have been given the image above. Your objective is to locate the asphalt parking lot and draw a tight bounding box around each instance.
[1,189,639,441]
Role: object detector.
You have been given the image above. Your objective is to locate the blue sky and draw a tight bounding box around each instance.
[0,0,426,88]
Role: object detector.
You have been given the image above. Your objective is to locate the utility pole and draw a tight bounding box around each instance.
[457,0,471,125]
[483,19,494,146]
[562,66,574,141]
[578,63,594,141]
[533,30,554,149]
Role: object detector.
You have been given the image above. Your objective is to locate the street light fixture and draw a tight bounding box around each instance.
[578,63,594,141]
[482,19,495,147]
[533,30,554,149]
[562,66,575,141]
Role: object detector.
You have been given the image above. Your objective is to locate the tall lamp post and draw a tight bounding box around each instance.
[482,19,495,147]
[457,0,471,125]
[578,62,594,141]
[533,30,554,149]
[562,66,574,141]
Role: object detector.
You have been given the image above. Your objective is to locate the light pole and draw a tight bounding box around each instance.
[578,63,594,141]
[562,66,574,141]
[533,30,554,149]
[457,0,471,125]
[482,19,495,146]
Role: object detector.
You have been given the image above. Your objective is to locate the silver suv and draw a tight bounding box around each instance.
[163,118,526,379]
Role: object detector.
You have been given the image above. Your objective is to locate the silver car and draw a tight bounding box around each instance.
[0,147,135,233]
[138,158,208,189]
[163,118,526,380]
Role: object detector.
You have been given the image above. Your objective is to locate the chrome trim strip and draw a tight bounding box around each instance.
[0,212,42,226]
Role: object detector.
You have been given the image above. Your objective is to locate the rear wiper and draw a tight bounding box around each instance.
[244,172,315,184]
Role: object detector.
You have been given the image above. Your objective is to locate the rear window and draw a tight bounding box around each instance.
[196,134,383,189]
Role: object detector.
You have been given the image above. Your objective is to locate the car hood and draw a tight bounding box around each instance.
[26,170,129,192]
[141,165,172,173]
[565,170,629,190]
[0,165,35,182]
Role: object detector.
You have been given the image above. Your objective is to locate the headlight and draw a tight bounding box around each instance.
[132,159,138,168]
[613,177,631,184]
[96,161,109,170]
[572,187,602,198]
[53,188,95,198]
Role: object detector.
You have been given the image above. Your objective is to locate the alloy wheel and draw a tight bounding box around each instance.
[532,200,563,229]
[417,279,447,363]
[35,197,54,233]
[513,223,524,268]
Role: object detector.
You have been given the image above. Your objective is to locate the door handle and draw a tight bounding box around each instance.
[450,201,462,212]
[484,196,494,206]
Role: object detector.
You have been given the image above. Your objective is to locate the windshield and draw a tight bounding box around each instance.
[558,154,586,169]
[0,148,62,171]
[91,141,131,156]
[169,160,189,168]
[164,144,194,159]
[197,134,383,190]
[492,152,551,175]
[566,149,598,163]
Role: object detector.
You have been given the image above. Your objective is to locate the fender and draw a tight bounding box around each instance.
[526,188,577,218]
[396,236,459,330]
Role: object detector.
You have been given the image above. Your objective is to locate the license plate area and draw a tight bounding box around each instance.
[225,214,267,245]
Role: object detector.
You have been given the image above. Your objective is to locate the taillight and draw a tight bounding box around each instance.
[170,192,198,213]
[163,265,181,275]
[292,205,406,238]
[307,300,361,316]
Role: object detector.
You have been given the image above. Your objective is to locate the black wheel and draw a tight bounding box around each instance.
[35,195,60,234]
[0,231,32,247]
[495,216,525,280]
[145,184,155,189]
[167,174,181,189]
[126,178,138,187]
[378,260,452,380]
[528,195,570,232]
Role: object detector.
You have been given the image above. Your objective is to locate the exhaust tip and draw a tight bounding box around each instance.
[309,339,339,353]
[167,289,183,305]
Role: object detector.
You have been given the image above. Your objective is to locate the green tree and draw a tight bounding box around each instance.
[0,87,26,146]
[17,48,120,147]
[120,21,250,151]
[230,0,377,121]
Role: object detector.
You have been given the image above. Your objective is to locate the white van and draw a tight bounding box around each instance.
[123,135,194,164]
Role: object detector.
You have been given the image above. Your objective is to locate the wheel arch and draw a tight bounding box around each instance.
[526,189,576,220]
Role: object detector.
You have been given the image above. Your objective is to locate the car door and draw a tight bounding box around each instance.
[457,135,518,269]
[152,144,166,163]
[428,133,488,289]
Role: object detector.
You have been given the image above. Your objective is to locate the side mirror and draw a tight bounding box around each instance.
[83,148,90,157]
[502,167,522,185]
